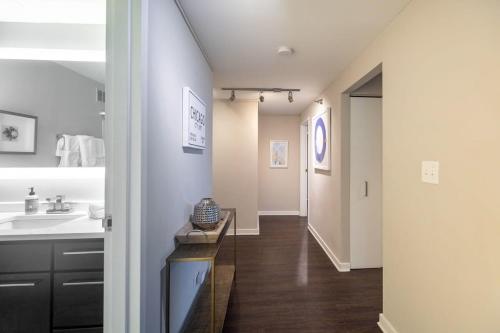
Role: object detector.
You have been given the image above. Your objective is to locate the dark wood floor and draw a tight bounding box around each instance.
[222,215,382,333]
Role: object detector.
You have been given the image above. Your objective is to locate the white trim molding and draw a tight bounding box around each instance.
[258,211,300,216]
[378,314,399,333]
[308,224,351,272]
[226,228,260,236]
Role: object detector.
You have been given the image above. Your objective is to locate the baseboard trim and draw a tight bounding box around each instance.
[258,211,300,216]
[226,227,260,236]
[307,224,350,272]
[378,314,398,333]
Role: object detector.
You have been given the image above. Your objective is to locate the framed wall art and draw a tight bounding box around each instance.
[270,140,288,168]
[0,110,37,154]
[182,86,207,150]
[312,107,331,170]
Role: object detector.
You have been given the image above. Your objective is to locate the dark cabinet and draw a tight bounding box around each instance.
[0,239,104,333]
[0,243,51,273]
[0,272,51,333]
[53,272,104,328]
[53,328,103,333]
[54,241,104,271]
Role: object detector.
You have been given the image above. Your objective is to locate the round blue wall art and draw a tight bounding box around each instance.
[315,117,327,163]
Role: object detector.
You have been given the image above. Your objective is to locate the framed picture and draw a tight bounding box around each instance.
[0,110,37,154]
[182,86,207,150]
[312,107,331,170]
[270,140,288,168]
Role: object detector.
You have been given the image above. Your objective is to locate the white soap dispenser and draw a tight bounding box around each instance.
[25,187,39,215]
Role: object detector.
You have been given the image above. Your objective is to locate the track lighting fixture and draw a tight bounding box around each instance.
[222,87,299,103]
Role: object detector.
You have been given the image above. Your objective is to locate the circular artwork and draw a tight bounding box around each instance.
[315,117,326,163]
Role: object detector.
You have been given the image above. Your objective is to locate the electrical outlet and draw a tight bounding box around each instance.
[421,161,439,184]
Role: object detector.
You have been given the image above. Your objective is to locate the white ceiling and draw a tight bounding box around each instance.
[179,0,410,114]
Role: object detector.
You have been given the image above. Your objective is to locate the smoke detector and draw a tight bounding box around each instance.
[277,46,294,56]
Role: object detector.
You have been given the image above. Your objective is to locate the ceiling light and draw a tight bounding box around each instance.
[288,91,294,103]
[277,46,294,56]
[229,90,235,102]
[314,99,323,105]
[259,92,264,103]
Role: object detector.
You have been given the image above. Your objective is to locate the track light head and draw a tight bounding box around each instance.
[229,90,235,102]
[259,92,264,103]
[314,98,323,105]
[288,91,294,103]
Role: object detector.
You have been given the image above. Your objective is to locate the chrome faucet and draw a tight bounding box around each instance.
[46,195,72,214]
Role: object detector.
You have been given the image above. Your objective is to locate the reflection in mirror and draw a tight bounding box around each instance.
[0,59,105,167]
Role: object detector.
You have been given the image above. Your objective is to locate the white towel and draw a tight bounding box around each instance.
[77,135,105,167]
[56,135,81,167]
[88,203,105,220]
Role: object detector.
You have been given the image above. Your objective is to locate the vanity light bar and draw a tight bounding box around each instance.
[0,167,105,180]
[0,48,106,62]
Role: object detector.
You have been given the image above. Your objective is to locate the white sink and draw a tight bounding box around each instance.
[0,215,85,231]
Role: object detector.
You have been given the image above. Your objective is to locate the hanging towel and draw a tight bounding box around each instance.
[56,135,80,167]
[77,135,105,167]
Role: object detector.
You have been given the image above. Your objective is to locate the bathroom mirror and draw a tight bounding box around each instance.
[0,59,105,168]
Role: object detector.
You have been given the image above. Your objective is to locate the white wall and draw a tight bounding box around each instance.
[144,0,213,332]
[301,0,500,331]
[213,100,258,233]
[258,115,300,213]
[0,60,103,167]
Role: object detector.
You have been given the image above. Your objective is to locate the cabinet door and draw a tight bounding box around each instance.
[54,240,104,271]
[0,273,51,333]
[53,272,104,328]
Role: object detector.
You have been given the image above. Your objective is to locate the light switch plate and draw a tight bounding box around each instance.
[422,161,439,184]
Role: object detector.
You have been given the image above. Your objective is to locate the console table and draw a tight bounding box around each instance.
[167,208,236,333]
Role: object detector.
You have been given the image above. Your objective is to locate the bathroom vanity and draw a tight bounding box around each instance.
[0,212,104,333]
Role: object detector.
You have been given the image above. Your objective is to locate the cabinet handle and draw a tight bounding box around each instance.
[0,282,36,288]
[62,281,104,287]
[62,250,104,255]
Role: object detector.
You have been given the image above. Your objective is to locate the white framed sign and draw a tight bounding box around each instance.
[183,87,207,149]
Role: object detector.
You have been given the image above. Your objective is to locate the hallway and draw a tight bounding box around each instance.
[223,216,382,332]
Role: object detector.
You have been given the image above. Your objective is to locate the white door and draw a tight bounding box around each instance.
[350,97,382,269]
[300,121,309,217]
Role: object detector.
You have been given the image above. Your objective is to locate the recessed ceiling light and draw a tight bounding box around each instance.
[277,46,294,56]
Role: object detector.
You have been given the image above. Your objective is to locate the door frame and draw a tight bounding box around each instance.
[104,0,144,332]
[343,64,382,266]
[299,119,309,217]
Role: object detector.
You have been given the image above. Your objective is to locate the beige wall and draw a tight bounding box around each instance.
[213,100,259,232]
[301,0,500,332]
[258,115,300,212]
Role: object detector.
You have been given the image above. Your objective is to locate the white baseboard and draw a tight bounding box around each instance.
[378,314,398,333]
[225,224,260,236]
[258,211,300,216]
[307,224,350,272]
